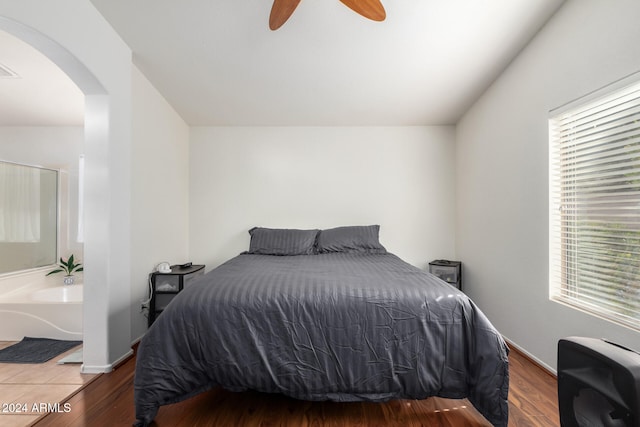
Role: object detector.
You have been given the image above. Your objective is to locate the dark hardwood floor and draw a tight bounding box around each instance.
[33,344,559,427]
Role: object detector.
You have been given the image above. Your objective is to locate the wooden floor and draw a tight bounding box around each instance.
[0,342,97,427]
[32,343,559,427]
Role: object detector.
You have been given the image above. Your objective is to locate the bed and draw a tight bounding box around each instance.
[133,226,509,426]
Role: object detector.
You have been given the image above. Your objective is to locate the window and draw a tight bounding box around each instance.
[549,74,640,331]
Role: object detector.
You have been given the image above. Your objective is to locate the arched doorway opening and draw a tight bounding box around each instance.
[0,13,131,373]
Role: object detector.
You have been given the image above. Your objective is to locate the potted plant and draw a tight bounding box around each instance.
[47,254,83,285]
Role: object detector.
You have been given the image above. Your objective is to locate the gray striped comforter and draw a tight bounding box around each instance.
[134,253,509,426]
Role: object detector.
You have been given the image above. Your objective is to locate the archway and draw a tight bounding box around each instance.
[0,12,132,372]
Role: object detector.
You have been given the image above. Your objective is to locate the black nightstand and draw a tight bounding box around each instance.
[428,260,462,291]
[148,264,205,326]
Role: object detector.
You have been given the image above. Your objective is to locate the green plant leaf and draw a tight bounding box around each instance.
[48,254,83,276]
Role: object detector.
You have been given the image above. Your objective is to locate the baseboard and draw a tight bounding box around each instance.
[80,348,134,374]
[503,336,557,377]
[130,334,143,348]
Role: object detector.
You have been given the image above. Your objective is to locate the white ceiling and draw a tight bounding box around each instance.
[0,30,84,126]
[0,0,566,127]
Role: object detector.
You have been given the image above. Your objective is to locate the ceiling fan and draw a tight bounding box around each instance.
[269,0,386,30]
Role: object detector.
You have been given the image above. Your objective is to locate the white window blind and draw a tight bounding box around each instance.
[549,76,640,331]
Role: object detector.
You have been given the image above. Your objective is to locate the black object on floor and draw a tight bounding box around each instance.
[0,337,82,364]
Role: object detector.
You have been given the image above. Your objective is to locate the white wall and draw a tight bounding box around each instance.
[190,126,456,270]
[456,0,640,370]
[0,10,191,356]
[0,127,83,166]
[130,66,190,341]
[0,0,134,371]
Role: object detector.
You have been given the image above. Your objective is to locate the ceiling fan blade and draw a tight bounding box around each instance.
[269,0,302,30]
[339,0,386,22]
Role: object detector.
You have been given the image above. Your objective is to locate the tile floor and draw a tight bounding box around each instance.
[0,342,97,427]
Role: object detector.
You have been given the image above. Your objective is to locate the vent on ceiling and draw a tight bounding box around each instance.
[0,63,19,78]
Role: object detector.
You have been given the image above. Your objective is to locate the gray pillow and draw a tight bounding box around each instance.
[316,225,386,254]
[247,227,319,256]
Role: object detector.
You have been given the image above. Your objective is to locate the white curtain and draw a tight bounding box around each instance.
[0,163,41,242]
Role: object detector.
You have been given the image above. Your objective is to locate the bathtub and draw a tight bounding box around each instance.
[0,273,82,341]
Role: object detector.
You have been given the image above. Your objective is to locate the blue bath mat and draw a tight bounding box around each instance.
[0,337,82,364]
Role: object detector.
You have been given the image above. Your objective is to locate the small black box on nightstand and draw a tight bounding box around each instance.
[428,259,462,290]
